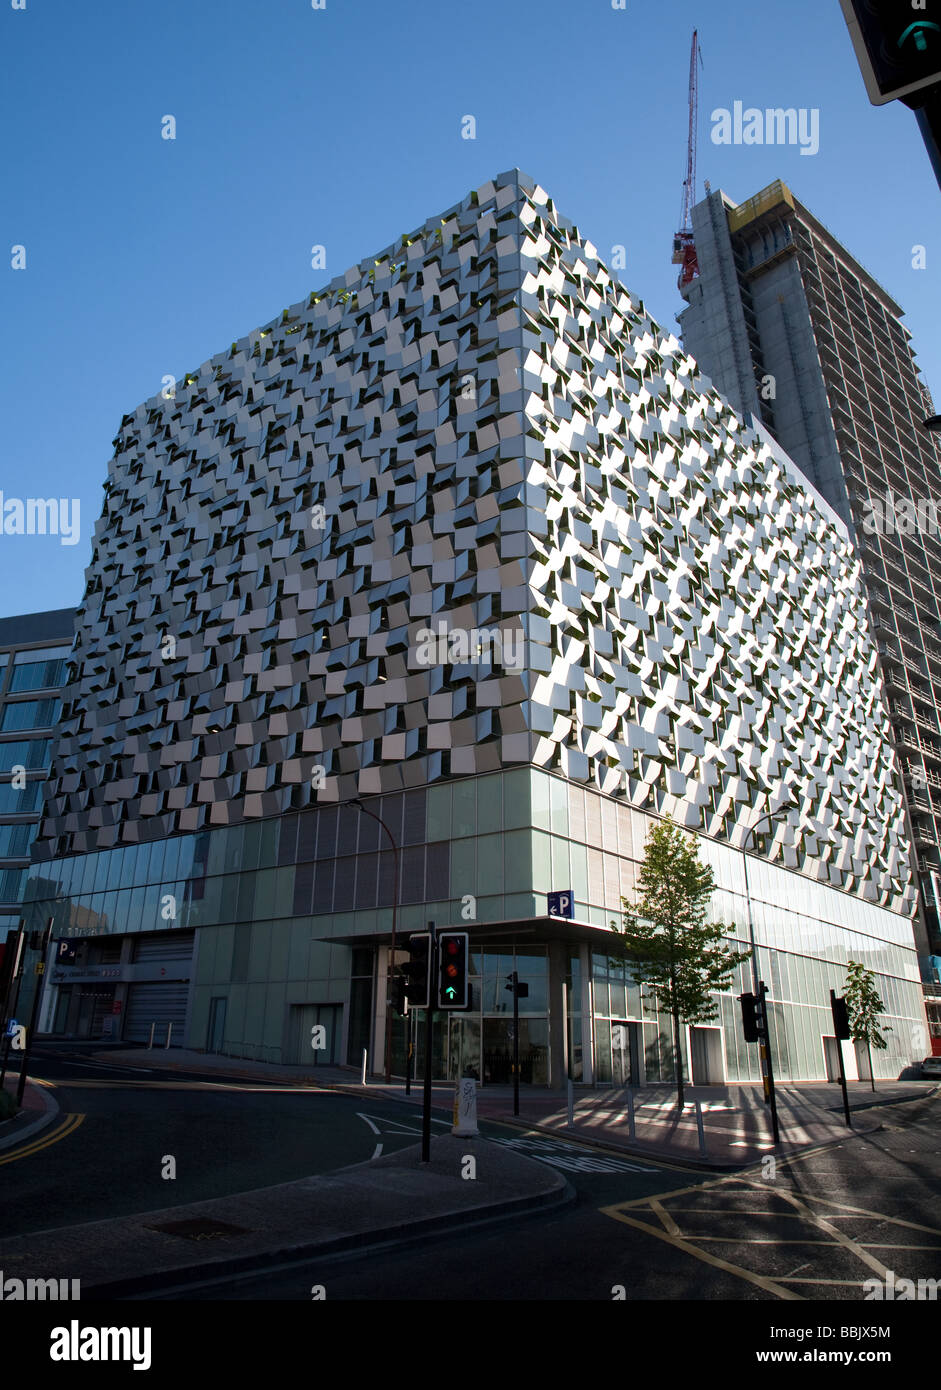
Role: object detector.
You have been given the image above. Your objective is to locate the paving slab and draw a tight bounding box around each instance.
[0,1133,569,1299]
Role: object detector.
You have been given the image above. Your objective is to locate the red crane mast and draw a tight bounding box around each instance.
[672,29,702,289]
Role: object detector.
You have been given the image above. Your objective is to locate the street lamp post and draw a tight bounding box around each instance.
[740,810,791,1146]
[348,797,399,1086]
[740,811,781,993]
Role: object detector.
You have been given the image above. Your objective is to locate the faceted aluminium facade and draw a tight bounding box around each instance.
[24,170,928,1083]
[678,180,941,965]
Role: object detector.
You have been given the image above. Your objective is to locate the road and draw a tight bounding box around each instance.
[3,1046,939,1304]
[154,1093,941,1302]
[1,1045,436,1235]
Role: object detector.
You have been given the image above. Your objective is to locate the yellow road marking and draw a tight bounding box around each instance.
[650,1199,681,1236]
[657,1207,806,1218]
[794,1193,941,1238]
[780,1277,877,1287]
[693,1236,836,1245]
[601,1170,941,1300]
[600,1204,804,1300]
[862,1242,941,1249]
[0,1113,85,1165]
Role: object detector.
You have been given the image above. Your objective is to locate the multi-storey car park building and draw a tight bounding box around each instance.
[678,181,941,991]
[18,169,930,1085]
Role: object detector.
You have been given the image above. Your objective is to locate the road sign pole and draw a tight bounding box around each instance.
[0,928,26,1089]
[16,918,54,1107]
[421,921,437,1164]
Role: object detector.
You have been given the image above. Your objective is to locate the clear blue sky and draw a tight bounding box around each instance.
[2,0,938,619]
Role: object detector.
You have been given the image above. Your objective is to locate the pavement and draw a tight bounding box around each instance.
[0,1067,60,1151]
[0,1130,569,1298]
[88,1044,940,1166]
[0,1043,934,1299]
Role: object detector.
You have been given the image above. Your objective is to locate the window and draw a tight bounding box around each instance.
[0,823,34,858]
[9,658,68,693]
[0,868,26,901]
[0,700,60,732]
[0,782,41,813]
[0,739,50,771]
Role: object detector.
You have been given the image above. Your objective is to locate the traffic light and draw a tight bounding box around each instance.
[437,931,469,1009]
[401,932,432,1009]
[391,973,407,1017]
[739,992,761,1043]
[840,1,941,105]
[505,973,529,999]
[831,993,852,1041]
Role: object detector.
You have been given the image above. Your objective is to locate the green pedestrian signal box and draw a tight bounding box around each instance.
[840,0,941,105]
[437,931,469,1009]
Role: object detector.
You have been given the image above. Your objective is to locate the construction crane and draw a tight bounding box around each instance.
[672,29,703,290]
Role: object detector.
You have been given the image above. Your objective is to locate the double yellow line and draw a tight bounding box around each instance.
[0,1113,84,1165]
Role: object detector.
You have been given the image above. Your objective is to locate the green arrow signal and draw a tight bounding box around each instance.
[898,23,940,54]
[445,986,456,999]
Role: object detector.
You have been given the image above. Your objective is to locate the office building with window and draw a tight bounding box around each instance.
[0,608,74,933]
[678,180,941,975]
[20,170,929,1084]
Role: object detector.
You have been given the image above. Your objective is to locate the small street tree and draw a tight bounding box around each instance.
[609,816,751,1109]
[843,959,891,1093]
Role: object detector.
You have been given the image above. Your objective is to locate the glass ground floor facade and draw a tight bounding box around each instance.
[18,767,929,1085]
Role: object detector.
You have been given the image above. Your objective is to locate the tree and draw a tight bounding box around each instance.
[843,959,891,1093]
[609,816,751,1108]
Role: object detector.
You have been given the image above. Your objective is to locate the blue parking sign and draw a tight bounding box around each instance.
[548,890,574,919]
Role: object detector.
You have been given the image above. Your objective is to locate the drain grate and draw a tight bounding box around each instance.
[146,1218,253,1241]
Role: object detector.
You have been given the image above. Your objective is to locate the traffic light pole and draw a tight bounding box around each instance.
[421,922,437,1164]
[830,989,853,1129]
[405,1004,412,1096]
[511,970,520,1117]
[913,85,941,191]
[757,980,780,1146]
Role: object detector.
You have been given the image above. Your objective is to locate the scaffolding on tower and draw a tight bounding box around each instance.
[673,29,703,290]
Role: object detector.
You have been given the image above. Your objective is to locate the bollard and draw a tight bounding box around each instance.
[567,1077,574,1128]
[165,1021,173,1050]
[626,1086,636,1140]
[361,1047,367,1085]
[452,1077,479,1136]
[148,1022,155,1050]
[695,1100,707,1156]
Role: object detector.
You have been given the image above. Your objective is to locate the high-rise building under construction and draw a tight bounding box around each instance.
[679,179,941,968]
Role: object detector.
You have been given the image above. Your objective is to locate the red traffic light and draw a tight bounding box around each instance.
[437,931,469,1009]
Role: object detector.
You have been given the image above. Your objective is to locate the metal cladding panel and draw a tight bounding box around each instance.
[33,170,913,917]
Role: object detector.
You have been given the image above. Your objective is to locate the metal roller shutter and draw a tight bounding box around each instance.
[123,980,189,1045]
[131,932,195,963]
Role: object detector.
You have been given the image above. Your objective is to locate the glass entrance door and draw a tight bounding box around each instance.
[447,1015,481,1082]
[612,1022,641,1085]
